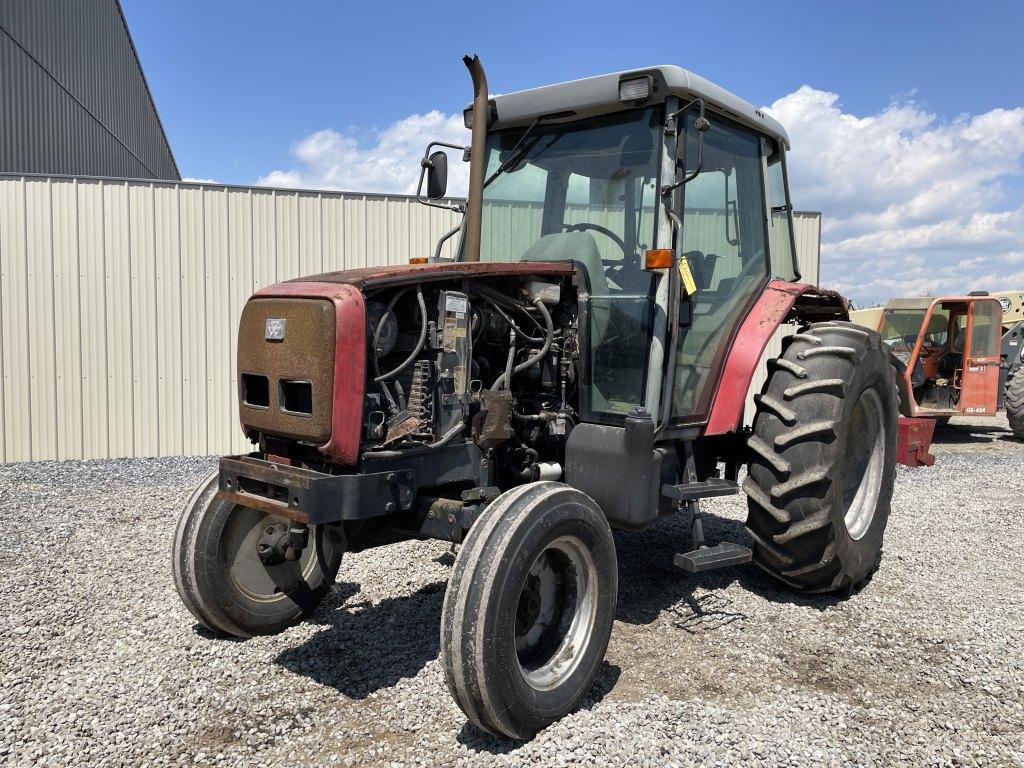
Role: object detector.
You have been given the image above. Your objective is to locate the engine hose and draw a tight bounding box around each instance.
[374,285,427,383]
[378,379,399,414]
[466,285,548,343]
[492,328,516,392]
[490,298,554,391]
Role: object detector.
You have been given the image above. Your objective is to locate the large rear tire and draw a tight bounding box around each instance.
[172,472,344,637]
[1005,374,1024,440]
[744,321,898,593]
[440,482,617,739]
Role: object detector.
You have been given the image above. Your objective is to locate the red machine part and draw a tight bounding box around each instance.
[896,416,936,467]
[704,280,849,435]
[253,280,366,464]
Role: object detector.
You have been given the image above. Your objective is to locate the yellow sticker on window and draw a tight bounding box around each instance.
[678,256,697,295]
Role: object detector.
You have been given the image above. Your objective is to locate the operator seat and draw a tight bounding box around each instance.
[520,231,610,341]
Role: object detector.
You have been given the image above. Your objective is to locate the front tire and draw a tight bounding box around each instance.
[744,321,898,593]
[1005,374,1024,439]
[440,482,617,739]
[172,472,344,637]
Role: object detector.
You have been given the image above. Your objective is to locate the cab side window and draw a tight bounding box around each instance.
[763,139,798,281]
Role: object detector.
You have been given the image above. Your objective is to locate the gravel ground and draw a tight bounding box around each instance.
[1,415,1022,767]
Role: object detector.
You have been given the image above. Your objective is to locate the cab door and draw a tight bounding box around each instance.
[959,298,1003,415]
[670,112,771,422]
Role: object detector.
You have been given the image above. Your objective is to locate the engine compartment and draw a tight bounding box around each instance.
[360,275,579,486]
[238,271,583,491]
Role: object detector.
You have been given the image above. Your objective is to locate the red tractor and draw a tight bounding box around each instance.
[173,57,899,738]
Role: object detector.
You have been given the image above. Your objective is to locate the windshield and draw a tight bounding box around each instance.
[478,107,660,278]
[880,308,947,362]
[881,308,927,349]
[477,107,663,418]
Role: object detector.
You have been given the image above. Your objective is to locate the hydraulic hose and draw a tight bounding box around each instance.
[374,285,427,383]
[468,283,549,341]
[490,298,554,391]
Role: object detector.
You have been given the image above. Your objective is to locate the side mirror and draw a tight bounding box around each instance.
[425,151,448,199]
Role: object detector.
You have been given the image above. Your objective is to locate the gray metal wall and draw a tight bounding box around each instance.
[0,174,818,463]
[0,0,179,180]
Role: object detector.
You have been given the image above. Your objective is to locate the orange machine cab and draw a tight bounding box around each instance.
[877,296,1003,417]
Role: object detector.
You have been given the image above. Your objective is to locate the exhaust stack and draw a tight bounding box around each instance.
[462,54,488,262]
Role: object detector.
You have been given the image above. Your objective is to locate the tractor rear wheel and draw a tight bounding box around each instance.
[172,472,344,637]
[1005,374,1024,439]
[440,482,617,739]
[744,321,898,593]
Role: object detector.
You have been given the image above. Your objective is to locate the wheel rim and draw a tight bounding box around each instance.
[842,388,886,540]
[223,507,321,602]
[514,535,598,691]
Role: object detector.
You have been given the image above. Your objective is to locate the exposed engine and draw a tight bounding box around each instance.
[360,276,578,485]
[235,272,580,489]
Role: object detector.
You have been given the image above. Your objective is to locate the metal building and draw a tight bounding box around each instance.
[0,174,820,463]
[0,0,179,180]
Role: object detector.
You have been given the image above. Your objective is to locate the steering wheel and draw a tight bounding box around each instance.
[564,222,629,259]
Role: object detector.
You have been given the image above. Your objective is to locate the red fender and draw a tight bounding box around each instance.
[704,280,848,435]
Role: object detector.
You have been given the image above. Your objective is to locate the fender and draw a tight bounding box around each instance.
[704,280,849,435]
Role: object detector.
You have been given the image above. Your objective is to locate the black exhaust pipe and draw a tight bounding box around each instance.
[462,54,488,262]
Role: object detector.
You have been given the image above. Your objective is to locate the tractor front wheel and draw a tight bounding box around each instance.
[1005,374,1024,439]
[440,482,617,739]
[744,321,898,593]
[172,472,345,637]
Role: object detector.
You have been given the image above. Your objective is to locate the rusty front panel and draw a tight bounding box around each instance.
[238,298,336,442]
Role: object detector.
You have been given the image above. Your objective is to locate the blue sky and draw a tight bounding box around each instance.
[122,0,1024,304]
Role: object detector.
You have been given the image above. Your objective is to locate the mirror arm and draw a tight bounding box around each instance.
[660,98,710,196]
[415,141,468,213]
[432,221,464,262]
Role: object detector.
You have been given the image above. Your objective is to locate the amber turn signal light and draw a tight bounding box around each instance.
[409,257,428,264]
[644,249,673,270]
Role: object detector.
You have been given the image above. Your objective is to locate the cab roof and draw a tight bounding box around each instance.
[482,65,790,149]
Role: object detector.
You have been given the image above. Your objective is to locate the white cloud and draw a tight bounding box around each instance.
[183,176,220,184]
[257,88,1024,306]
[256,111,470,196]
[764,87,1024,304]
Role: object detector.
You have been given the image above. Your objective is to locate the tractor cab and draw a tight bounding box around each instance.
[444,66,805,427]
[878,296,1004,416]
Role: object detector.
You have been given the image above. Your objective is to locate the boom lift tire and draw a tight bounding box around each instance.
[744,321,898,593]
[1005,374,1024,439]
[440,482,617,739]
[172,472,344,637]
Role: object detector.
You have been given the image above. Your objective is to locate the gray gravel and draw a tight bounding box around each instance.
[1,416,1022,767]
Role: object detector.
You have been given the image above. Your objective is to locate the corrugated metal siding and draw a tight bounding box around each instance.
[0,0,179,179]
[0,176,463,461]
[0,174,817,462]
